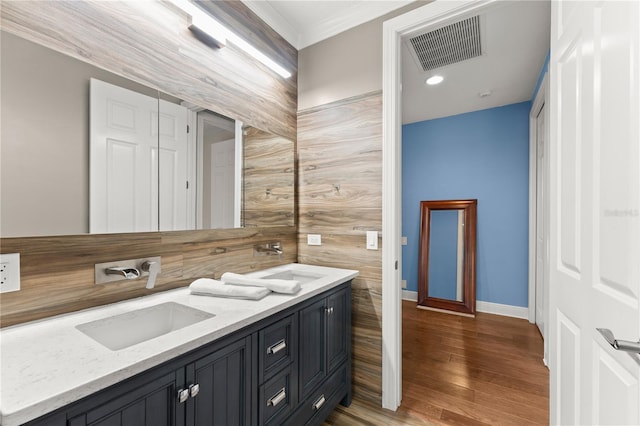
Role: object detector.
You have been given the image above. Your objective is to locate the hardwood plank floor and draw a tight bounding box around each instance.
[325,300,549,425]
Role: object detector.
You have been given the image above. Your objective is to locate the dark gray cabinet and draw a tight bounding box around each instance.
[25,282,351,426]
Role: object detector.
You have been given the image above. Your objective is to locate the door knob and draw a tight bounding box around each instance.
[596,328,640,353]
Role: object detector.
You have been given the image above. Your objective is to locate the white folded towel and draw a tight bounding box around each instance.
[221,272,301,295]
[189,278,271,300]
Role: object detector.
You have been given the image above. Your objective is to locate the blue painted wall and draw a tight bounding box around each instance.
[402,102,530,307]
[532,49,550,100]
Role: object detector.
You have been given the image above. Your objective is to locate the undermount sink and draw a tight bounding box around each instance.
[262,269,325,284]
[76,302,215,351]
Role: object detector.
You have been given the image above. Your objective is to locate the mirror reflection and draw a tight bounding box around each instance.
[427,209,464,302]
[418,199,477,315]
[1,30,294,237]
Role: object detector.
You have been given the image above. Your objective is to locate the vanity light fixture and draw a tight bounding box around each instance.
[169,0,292,79]
[425,75,444,85]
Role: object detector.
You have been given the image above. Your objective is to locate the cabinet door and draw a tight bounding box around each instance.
[298,298,327,400]
[66,372,177,426]
[326,288,350,373]
[188,336,252,426]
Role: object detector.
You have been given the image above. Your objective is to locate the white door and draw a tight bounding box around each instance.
[209,138,235,229]
[158,100,189,231]
[549,1,640,425]
[535,103,546,336]
[89,78,157,233]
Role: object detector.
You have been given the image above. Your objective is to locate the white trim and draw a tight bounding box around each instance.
[244,1,414,49]
[402,290,418,302]
[476,301,529,319]
[528,72,547,324]
[528,72,550,368]
[234,120,243,228]
[382,0,495,411]
[402,290,528,319]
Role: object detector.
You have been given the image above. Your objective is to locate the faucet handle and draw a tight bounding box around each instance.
[142,260,160,289]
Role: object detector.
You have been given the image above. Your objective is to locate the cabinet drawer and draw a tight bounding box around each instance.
[259,314,296,383]
[285,365,347,426]
[259,365,296,426]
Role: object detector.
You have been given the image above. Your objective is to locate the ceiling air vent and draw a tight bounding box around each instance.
[408,15,482,72]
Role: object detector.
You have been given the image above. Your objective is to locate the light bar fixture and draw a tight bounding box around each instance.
[169,0,291,79]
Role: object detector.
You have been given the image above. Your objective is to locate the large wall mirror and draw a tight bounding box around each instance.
[418,199,477,315]
[1,31,294,237]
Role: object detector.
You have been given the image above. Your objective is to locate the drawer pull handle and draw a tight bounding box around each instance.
[267,387,287,407]
[189,383,200,398]
[177,388,190,404]
[267,339,287,355]
[313,394,326,411]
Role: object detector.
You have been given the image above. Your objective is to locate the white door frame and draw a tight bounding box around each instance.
[528,72,550,365]
[381,0,496,410]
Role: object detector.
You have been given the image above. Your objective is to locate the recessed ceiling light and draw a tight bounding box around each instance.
[425,75,444,85]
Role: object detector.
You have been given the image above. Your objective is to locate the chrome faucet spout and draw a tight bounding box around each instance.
[254,242,283,257]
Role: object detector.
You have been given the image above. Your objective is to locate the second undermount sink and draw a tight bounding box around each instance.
[76,302,215,351]
[262,269,326,284]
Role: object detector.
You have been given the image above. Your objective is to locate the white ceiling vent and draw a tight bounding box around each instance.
[408,15,483,72]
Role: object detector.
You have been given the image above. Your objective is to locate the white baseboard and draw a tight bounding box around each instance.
[476,301,529,319]
[402,290,418,301]
[401,290,528,320]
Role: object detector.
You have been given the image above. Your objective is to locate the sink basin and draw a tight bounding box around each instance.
[262,269,325,284]
[76,302,215,351]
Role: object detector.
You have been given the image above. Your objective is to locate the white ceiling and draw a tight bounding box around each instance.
[241,0,414,49]
[244,1,550,124]
[402,1,550,124]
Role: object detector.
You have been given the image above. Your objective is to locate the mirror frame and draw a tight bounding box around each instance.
[418,199,477,315]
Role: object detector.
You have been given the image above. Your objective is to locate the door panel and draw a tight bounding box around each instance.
[90,78,157,233]
[550,1,640,424]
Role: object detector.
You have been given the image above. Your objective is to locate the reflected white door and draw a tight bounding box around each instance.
[89,78,157,233]
[549,1,640,424]
[209,138,235,229]
[158,100,189,231]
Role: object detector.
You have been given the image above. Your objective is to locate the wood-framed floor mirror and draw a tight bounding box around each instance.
[418,199,477,316]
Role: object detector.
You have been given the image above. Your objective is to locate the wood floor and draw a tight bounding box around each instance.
[325,300,549,425]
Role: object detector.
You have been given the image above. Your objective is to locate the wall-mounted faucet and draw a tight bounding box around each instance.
[105,267,140,280]
[254,242,283,258]
[95,257,161,288]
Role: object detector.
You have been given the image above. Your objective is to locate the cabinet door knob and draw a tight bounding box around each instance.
[312,394,326,411]
[267,387,287,407]
[189,383,200,398]
[267,339,287,355]
[325,306,334,315]
[177,388,190,403]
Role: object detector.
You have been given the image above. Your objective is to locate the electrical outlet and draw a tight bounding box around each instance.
[0,253,21,293]
[307,234,322,246]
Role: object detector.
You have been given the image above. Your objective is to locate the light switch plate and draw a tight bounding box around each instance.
[402,280,407,289]
[307,234,322,246]
[0,253,21,293]
[401,236,408,246]
[366,231,378,250]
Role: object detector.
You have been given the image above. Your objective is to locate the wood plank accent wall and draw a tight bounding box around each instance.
[297,91,383,405]
[0,1,299,327]
[243,126,296,228]
[1,0,297,140]
[0,228,297,327]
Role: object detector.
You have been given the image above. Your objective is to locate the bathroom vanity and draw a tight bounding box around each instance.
[0,264,357,426]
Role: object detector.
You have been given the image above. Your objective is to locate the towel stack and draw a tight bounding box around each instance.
[189,272,301,300]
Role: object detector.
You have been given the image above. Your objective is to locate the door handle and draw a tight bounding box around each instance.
[597,328,640,353]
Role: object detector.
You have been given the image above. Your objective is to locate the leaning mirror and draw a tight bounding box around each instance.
[418,199,477,315]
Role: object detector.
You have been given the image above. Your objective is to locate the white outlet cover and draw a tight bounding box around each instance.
[366,231,378,250]
[307,234,322,246]
[0,252,21,293]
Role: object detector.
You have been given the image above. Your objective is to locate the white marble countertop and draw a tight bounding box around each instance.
[0,263,358,426]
